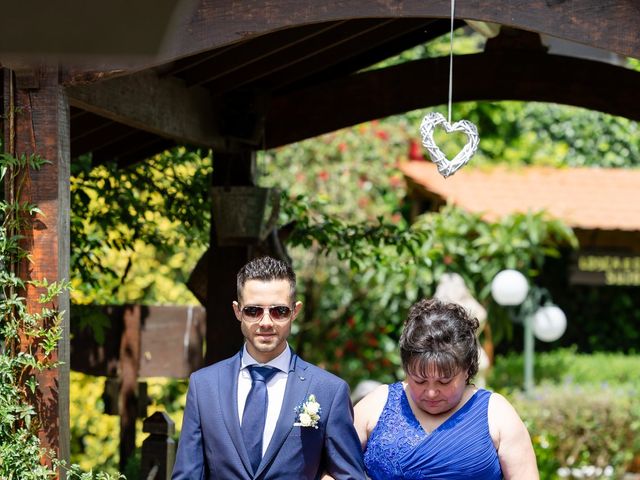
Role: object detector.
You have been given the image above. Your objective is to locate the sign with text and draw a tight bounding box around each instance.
[570,252,640,286]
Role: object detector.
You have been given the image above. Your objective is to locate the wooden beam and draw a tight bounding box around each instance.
[2,66,71,473]
[59,0,640,75]
[265,51,640,148]
[119,305,141,472]
[66,70,225,149]
[204,151,255,365]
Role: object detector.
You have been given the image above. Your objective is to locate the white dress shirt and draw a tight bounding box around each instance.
[238,344,291,455]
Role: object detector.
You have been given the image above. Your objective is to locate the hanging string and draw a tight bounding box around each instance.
[447,0,455,123]
[420,0,479,178]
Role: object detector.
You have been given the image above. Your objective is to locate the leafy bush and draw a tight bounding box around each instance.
[69,373,189,475]
[489,348,640,391]
[490,350,640,478]
[510,384,640,479]
[69,373,120,474]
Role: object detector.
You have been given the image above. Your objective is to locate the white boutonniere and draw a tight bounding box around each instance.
[293,394,321,428]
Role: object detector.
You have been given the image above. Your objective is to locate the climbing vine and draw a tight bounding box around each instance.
[0,152,123,479]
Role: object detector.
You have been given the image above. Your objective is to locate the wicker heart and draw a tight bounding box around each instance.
[419,112,479,178]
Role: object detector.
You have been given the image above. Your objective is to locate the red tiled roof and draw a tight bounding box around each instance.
[400,161,640,231]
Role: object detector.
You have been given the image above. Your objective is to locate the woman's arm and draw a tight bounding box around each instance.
[322,385,388,480]
[488,393,539,480]
[354,384,389,450]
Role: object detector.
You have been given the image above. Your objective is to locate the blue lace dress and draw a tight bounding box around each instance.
[364,382,503,479]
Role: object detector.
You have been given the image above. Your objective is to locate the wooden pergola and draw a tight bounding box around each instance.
[2,0,640,468]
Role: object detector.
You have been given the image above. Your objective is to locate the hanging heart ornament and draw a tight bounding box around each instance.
[419,112,479,178]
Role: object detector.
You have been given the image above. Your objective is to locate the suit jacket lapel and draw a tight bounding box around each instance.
[218,351,253,475]
[256,352,311,477]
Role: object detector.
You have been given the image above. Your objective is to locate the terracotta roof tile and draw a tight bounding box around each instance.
[399,161,640,231]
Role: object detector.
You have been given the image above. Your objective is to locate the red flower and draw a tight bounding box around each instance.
[409,139,423,160]
[338,142,348,153]
[376,129,389,141]
[317,170,330,181]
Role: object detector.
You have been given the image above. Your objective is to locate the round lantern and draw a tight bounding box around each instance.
[491,269,529,306]
[532,305,567,342]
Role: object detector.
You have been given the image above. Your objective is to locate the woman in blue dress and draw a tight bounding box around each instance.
[354,299,539,479]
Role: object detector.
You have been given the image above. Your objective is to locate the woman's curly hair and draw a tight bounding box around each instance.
[400,298,480,384]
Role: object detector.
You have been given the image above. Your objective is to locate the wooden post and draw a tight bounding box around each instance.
[2,65,71,474]
[140,411,176,480]
[205,150,255,364]
[119,304,142,471]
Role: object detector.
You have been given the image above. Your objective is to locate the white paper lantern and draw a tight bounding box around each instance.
[491,270,529,306]
[532,305,567,342]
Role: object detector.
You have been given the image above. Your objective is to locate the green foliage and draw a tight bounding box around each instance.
[0,153,122,478]
[69,372,120,474]
[70,148,210,305]
[489,347,640,392]
[492,351,640,477]
[69,373,188,476]
[261,122,576,386]
[511,384,640,479]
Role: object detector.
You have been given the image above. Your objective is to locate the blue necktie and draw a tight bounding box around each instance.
[242,365,279,473]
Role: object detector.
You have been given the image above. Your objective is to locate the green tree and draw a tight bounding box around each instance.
[260,121,577,385]
[70,148,211,305]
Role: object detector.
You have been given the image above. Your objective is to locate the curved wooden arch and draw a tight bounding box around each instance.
[265,51,640,148]
[151,0,640,70]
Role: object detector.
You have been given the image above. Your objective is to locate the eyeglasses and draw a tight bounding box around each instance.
[241,305,293,322]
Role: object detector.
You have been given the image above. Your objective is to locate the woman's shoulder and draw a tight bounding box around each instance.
[487,391,516,413]
[354,383,393,446]
[355,383,389,410]
[487,391,526,437]
[354,384,391,427]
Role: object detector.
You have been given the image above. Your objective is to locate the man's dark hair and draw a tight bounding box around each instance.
[400,298,480,384]
[236,256,296,303]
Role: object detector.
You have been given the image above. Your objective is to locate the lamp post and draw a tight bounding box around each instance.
[491,269,567,395]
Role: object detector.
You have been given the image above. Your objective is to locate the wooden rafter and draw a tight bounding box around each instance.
[201,19,410,94]
[71,121,141,160]
[90,132,175,167]
[279,19,464,94]
[247,18,441,94]
[265,51,640,148]
[167,22,346,88]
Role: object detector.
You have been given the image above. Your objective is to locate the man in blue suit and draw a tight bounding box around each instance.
[172,256,365,479]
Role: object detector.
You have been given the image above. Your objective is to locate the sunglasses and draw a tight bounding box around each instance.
[241,305,293,322]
